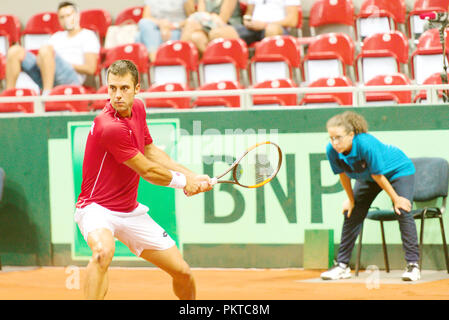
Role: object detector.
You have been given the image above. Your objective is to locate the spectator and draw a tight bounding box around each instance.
[181,0,241,55]
[5,1,100,95]
[236,0,300,46]
[135,0,196,62]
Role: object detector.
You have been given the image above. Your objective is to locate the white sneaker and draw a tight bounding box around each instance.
[402,263,421,281]
[321,263,352,280]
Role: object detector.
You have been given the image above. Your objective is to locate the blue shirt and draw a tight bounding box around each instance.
[326,133,415,182]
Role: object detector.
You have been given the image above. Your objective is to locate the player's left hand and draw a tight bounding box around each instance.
[184,175,213,196]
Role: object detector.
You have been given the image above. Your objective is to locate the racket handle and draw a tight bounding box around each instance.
[210,177,218,185]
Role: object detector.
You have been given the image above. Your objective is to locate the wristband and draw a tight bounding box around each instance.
[168,170,187,189]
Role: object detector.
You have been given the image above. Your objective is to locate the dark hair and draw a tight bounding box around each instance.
[58,1,78,11]
[326,111,368,134]
[107,59,139,87]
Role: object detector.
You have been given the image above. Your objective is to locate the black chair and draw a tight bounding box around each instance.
[355,157,449,276]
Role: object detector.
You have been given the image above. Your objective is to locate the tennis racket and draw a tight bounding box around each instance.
[210,141,282,188]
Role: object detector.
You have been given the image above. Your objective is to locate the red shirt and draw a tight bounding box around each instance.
[76,99,153,212]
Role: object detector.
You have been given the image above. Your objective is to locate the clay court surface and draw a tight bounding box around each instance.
[0,267,448,300]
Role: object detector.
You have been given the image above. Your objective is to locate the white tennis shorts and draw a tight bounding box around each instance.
[74,202,176,256]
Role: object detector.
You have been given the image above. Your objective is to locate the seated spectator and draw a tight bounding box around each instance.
[5,1,100,95]
[236,0,300,46]
[135,0,196,62]
[181,0,241,55]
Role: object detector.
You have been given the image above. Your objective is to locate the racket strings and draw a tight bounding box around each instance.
[235,143,280,187]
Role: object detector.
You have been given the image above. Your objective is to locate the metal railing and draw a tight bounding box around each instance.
[0,83,448,115]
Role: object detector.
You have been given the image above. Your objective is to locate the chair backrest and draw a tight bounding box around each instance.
[309,0,355,27]
[307,32,355,66]
[252,78,298,106]
[145,83,191,109]
[114,6,144,25]
[0,14,21,45]
[0,88,37,113]
[362,31,409,63]
[359,0,406,23]
[102,43,150,76]
[194,81,241,108]
[364,73,411,103]
[80,9,112,43]
[0,167,4,202]
[45,85,89,112]
[301,76,353,105]
[22,12,62,52]
[411,157,449,201]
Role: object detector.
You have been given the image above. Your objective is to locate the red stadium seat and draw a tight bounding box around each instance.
[410,28,449,84]
[90,85,108,110]
[45,85,90,112]
[0,88,37,113]
[414,72,446,102]
[0,53,5,82]
[250,35,302,85]
[102,43,150,87]
[151,40,199,89]
[355,31,409,83]
[114,6,144,25]
[364,73,412,104]
[356,0,406,41]
[302,32,355,84]
[145,83,191,109]
[193,81,242,108]
[80,9,112,45]
[408,0,449,43]
[199,38,249,86]
[252,79,298,106]
[299,76,353,106]
[0,14,21,56]
[22,12,62,53]
[309,0,356,38]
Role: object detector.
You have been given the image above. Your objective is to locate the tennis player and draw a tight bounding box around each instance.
[74,59,212,299]
[320,111,421,281]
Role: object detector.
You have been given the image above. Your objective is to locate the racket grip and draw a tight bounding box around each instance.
[210,177,218,185]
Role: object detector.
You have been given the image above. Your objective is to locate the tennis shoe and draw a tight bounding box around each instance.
[320,262,351,280]
[402,263,420,281]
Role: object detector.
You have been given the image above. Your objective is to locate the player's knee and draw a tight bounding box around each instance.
[7,44,24,60]
[92,246,114,271]
[173,265,193,282]
[37,45,54,59]
[264,23,283,37]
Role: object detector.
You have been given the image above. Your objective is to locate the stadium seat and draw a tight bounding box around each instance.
[364,73,412,105]
[411,28,449,85]
[114,6,144,25]
[302,32,355,84]
[0,14,21,56]
[199,38,249,87]
[0,88,37,113]
[80,9,112,45]
[101,43,150,88]
[356,0,406,41]
[408,0,449,44]
[90,85,108,110]
[45,85,89,112]
[151,40,199,89]
[414,72,446,103]
[250,35,302,85]
[145,83,191,109]
[0,53,5,83]
[309,0,356,39]
[252,78,298,106]
[22,12,62,53]
[193,81,242,108]
[355,31,409,83]
[299,76,353,106]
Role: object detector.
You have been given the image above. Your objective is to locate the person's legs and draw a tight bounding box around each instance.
[181,19,209,54]
[140,246,196,300]
[36,45,56,92]
[208,25,239,41]
[390,175,419,264]
[264,23,284,37]
[85,228,116,300]
[5,44,42,89]
[336,180,382,265]
[235,24,262,46]
[137,19,162,61]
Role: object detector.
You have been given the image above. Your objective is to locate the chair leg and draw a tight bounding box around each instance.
[419,213,425,271]
[438,215,449,273]
[355,224,364,277]
[380,221,390,273]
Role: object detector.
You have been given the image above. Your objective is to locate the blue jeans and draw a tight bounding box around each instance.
[336,174,420,265]
[21,51,81,89]
[135,19,182,52]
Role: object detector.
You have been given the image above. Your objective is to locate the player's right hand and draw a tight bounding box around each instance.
[183,175,213,196]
